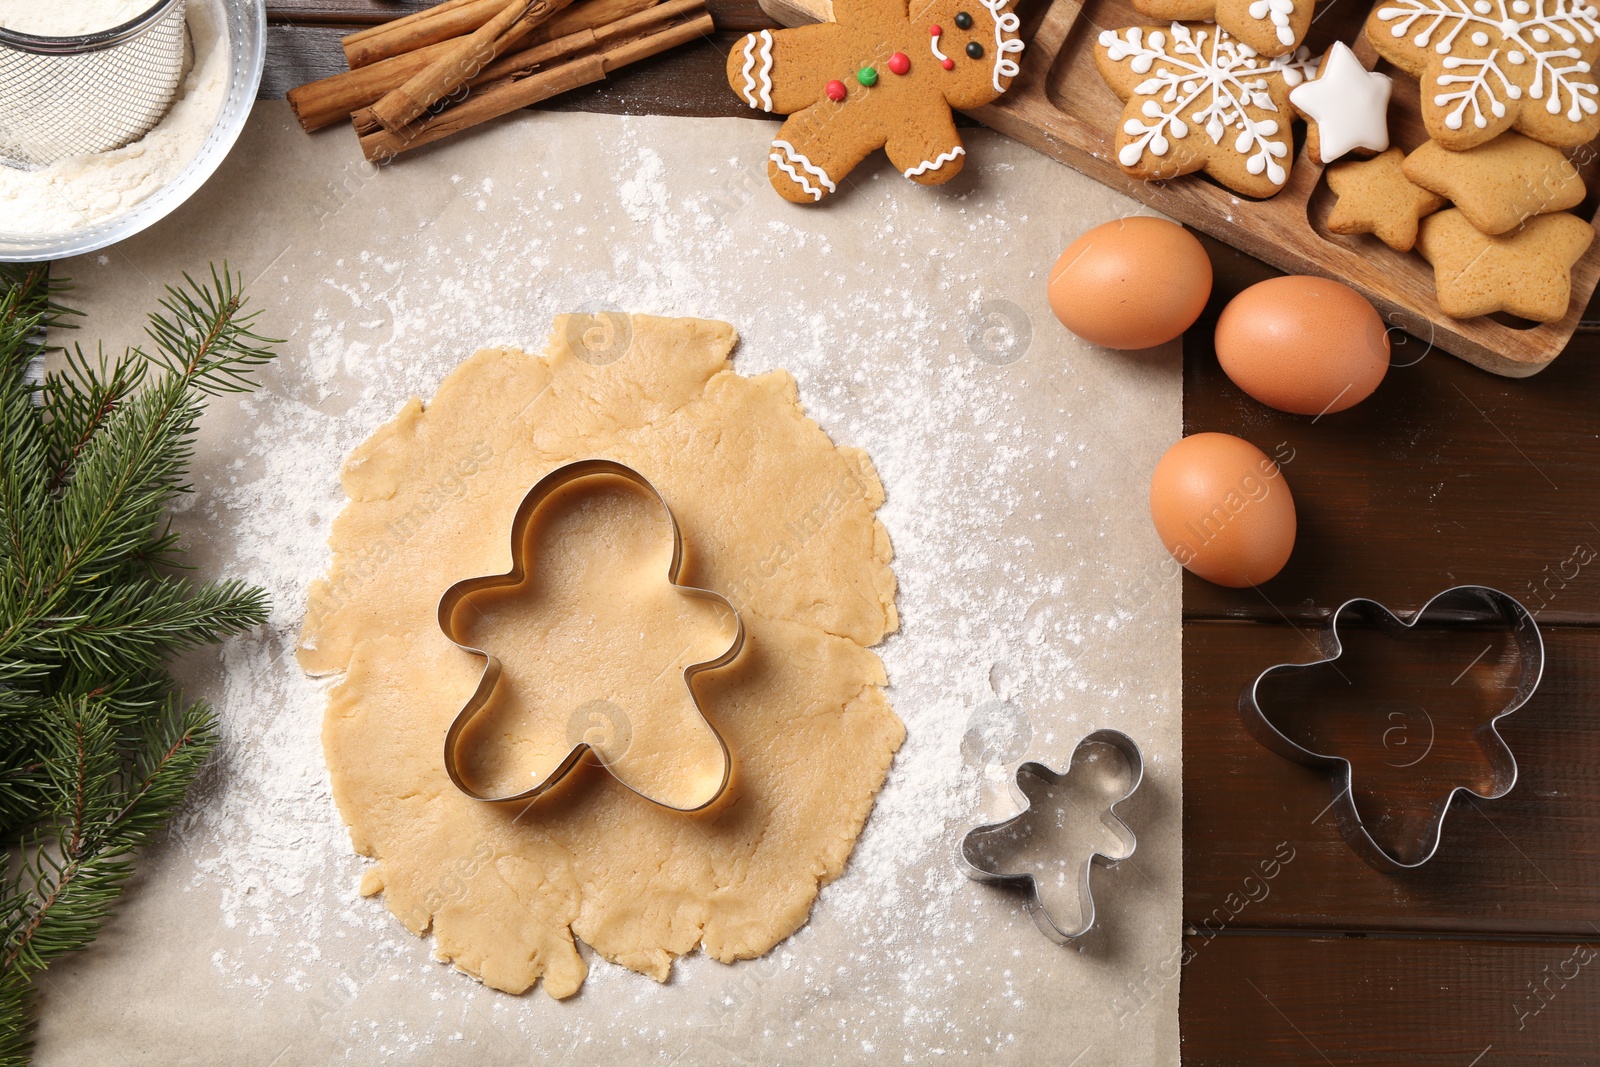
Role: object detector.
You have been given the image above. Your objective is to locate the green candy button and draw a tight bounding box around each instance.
[856,66,878,86]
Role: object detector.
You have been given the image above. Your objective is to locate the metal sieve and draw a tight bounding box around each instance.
[0,0,190,169]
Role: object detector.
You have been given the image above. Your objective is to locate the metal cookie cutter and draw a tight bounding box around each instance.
[1239,585,1544,872]
[957,729,1144,944]
[437,459,745,811]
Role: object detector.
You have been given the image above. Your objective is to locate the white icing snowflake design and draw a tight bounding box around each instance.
[1374,0,1600,131]
[1098,24,1313,186]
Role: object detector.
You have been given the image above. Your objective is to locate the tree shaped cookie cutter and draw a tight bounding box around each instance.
[1238,585,1544,873]
[957,729,1144,944]
[437,459,745,811]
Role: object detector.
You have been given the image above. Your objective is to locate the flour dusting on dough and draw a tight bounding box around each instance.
[298,316,904,997]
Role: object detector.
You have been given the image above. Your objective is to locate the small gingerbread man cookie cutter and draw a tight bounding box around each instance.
[437,459,745,811]
[957,729,1144,944]
[1238,585,1544,872]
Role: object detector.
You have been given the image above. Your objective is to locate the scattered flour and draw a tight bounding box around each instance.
[0,0,227,235]
[40,112,1182,1066]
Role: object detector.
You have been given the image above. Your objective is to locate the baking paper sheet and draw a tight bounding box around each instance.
[37,104,1182,1066]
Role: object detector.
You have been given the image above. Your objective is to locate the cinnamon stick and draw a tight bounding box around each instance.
[343,0,482,46]
[353,11,713,162]
[343,0,508,69]
[289,0,657,132]
[368,0,558,134]
[479,0,704,78]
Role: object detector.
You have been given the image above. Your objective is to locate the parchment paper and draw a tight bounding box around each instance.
[36,104,1182,1066]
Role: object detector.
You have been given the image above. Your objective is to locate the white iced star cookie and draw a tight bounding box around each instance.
[1290,42,1394,162]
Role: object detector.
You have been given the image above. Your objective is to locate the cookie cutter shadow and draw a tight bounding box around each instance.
[957,728,1144,944]
[1239,585,1543,873]
[437,459,745,811]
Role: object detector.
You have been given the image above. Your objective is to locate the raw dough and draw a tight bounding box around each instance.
[298,315,903,998]
[445,475,741,811]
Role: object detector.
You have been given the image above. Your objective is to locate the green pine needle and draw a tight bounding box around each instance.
[0,264,277,1062]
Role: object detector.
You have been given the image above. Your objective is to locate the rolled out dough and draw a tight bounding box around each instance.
[298,315,904,998]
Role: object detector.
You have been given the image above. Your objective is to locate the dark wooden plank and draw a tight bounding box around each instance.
[1179,242,1600,624]
[265,0,776,29]
[1179,934,1600,1066]
[1184,621,1600,935]
[538,30,770,117]
[265,25,768,114]
[266,0,431,24]
[261,25,352,98]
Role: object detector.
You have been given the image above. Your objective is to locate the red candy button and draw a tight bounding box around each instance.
[825,79,847,101]
[942,57,954,69]
[930,23,942,34]
[888,51,910,75]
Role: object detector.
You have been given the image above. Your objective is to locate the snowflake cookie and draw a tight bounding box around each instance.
[1129,0,1317,57]
[1366,0,1600,150]
[1095,23,1315,198]
[726,0,1024,203]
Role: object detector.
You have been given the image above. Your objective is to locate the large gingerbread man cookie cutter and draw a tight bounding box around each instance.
[728,0,1024,203]
[437,459,745,811]
[1239,585,1544,872]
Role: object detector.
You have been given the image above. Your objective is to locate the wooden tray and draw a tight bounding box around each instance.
[759,0,1600,376]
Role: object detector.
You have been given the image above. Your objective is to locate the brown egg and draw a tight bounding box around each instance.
[1048,217,1212,350]
[1215,276,1390,416]
[1148,433,1296,588]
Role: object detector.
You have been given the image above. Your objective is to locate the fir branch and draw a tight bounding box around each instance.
[3,695,217,977]
[0,967,32,1067]
[142,265,277,395]
[41,346,147,495]
[38,577,268,678]
[0,283,55,589]
[2,268,278,644]
[0,264,276,1062]
[0,266,75,341]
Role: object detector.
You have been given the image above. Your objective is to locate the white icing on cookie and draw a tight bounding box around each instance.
[979,0,1025,93]
[1099,24,1295,185]
[1247,0,1299,47]
[1375,0,1600,131]
[1288,41,1393,158]
[904,145,966,176]
[739,30,775,111]
[931,26,950,62]
[770,139,835,200]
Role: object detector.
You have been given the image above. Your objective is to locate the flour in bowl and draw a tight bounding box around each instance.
[0,0,227,236]
[0,0,155,35]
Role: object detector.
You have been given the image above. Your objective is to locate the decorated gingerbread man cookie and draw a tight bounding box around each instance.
[1366,0,1600,150]
[1095,23,1315,198]
[726,0,1024,203]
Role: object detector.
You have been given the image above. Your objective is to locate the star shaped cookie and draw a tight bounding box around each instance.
[1365,0,1600,150]
[1290,42,1393,163]
[1095,23,1314,198]
[1325,148,1445,251]
[1403,132,1588,235]
[1416,209,1595,320]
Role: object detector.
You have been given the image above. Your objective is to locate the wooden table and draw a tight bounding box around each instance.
[260,4,1600,1060]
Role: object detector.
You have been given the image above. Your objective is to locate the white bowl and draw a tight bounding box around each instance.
[0,0,265,262]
